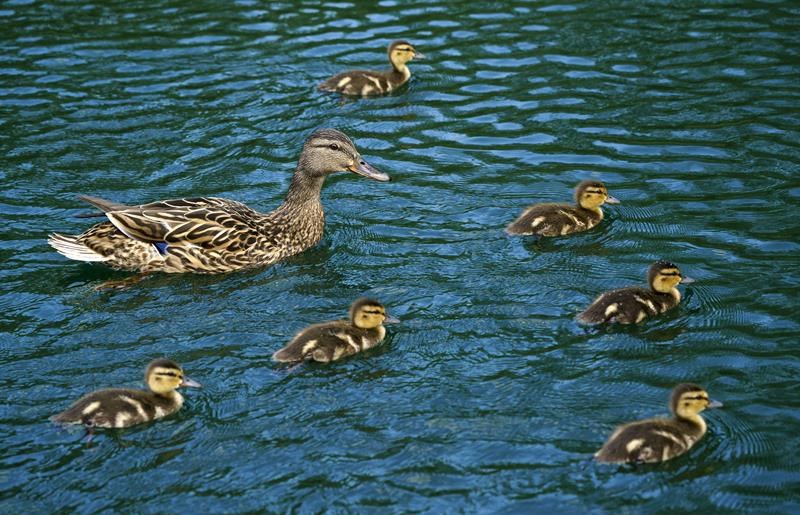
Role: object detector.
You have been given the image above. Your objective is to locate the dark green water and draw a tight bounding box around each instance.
[2,0,800,512]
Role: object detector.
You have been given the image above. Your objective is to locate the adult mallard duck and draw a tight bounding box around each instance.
[577,260,694,325]
[595,383,722,463]
[272,298,399,363]
[318,40,424,96]
[48,129,390,275]
[52,359,201,432]
[505,180,619,237]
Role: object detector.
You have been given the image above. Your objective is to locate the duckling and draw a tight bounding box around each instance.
[48,129,390,275]
[577,260,693,325]
[52,359,201,430]
[318,40,424,96]
[272,298,399,363]
[595,383,722,463]
[505,180,619,237]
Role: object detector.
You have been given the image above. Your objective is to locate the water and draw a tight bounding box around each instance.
[2,0,799,512]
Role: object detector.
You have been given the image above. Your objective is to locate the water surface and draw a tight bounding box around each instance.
[2,0,799,512]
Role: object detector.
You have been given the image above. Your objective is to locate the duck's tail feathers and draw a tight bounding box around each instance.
[48,233,108,262]
[77,195,128,213]
[575,309,606,325]
[318,80,337,92]
[272,344,308,363]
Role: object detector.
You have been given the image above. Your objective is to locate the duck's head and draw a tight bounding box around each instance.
[648,260,693,293]
[145,358,201,395]
[575,180,619,210]
[350,298,400,329]
[388,40,424,69]
[670,383,723,419]
[298,128,390,182]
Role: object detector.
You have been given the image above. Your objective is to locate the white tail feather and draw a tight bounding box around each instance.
[48,233,108,262]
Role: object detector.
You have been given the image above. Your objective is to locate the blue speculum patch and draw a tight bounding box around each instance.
[154,242,169,255]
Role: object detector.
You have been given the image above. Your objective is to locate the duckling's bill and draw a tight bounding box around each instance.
[384,314,400,324]
[347,159,391,182]
[181,377,202,388]
[605,195,620,204]
[707,399,723,409]
[680,275,696,284]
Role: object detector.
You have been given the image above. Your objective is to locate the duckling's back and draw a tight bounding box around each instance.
[577,287,677,325]
[319,70,404,96]
[52,388,177,428]
[505,203,600,237]
[595,418,701,463]
[272,320,383,363]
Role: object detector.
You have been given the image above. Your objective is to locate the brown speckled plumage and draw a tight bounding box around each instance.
[48,129,390,274]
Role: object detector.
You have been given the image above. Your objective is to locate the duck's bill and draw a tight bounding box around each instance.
[348,160,391,182]
[707,399,723,409]
[384,315,400,324]
[181,377,202,388]
[605,195,620,204]
[680,276,696,284]
[413,52,425,60]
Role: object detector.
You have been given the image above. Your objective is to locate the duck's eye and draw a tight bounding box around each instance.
[329,143,340,151]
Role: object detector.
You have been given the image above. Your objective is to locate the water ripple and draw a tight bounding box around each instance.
[1,0,799,512]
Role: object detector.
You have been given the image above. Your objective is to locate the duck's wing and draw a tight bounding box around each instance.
[79,195,263,251]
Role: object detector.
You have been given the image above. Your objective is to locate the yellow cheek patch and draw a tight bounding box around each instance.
[150,367,183,389]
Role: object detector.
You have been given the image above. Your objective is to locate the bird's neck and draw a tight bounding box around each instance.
[152,390,183,408]
[391,62,411,79]
[265,170,326,244]
[652,286,681,302]
[578,204,603,218]
[675,412,706,436]
[278,171,326,211]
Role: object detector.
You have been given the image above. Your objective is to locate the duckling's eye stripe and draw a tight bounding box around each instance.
[661,272,680,276]
[362,309,382,314]
[155,372,179,378]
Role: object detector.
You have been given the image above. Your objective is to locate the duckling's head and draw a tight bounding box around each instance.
[388,40,423,69]
[575,180,619,210]
[350,298,400,329]
[145,358,201,395]
[648,260,693,293]
[298,128,390,182]
[670,383,723,419]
